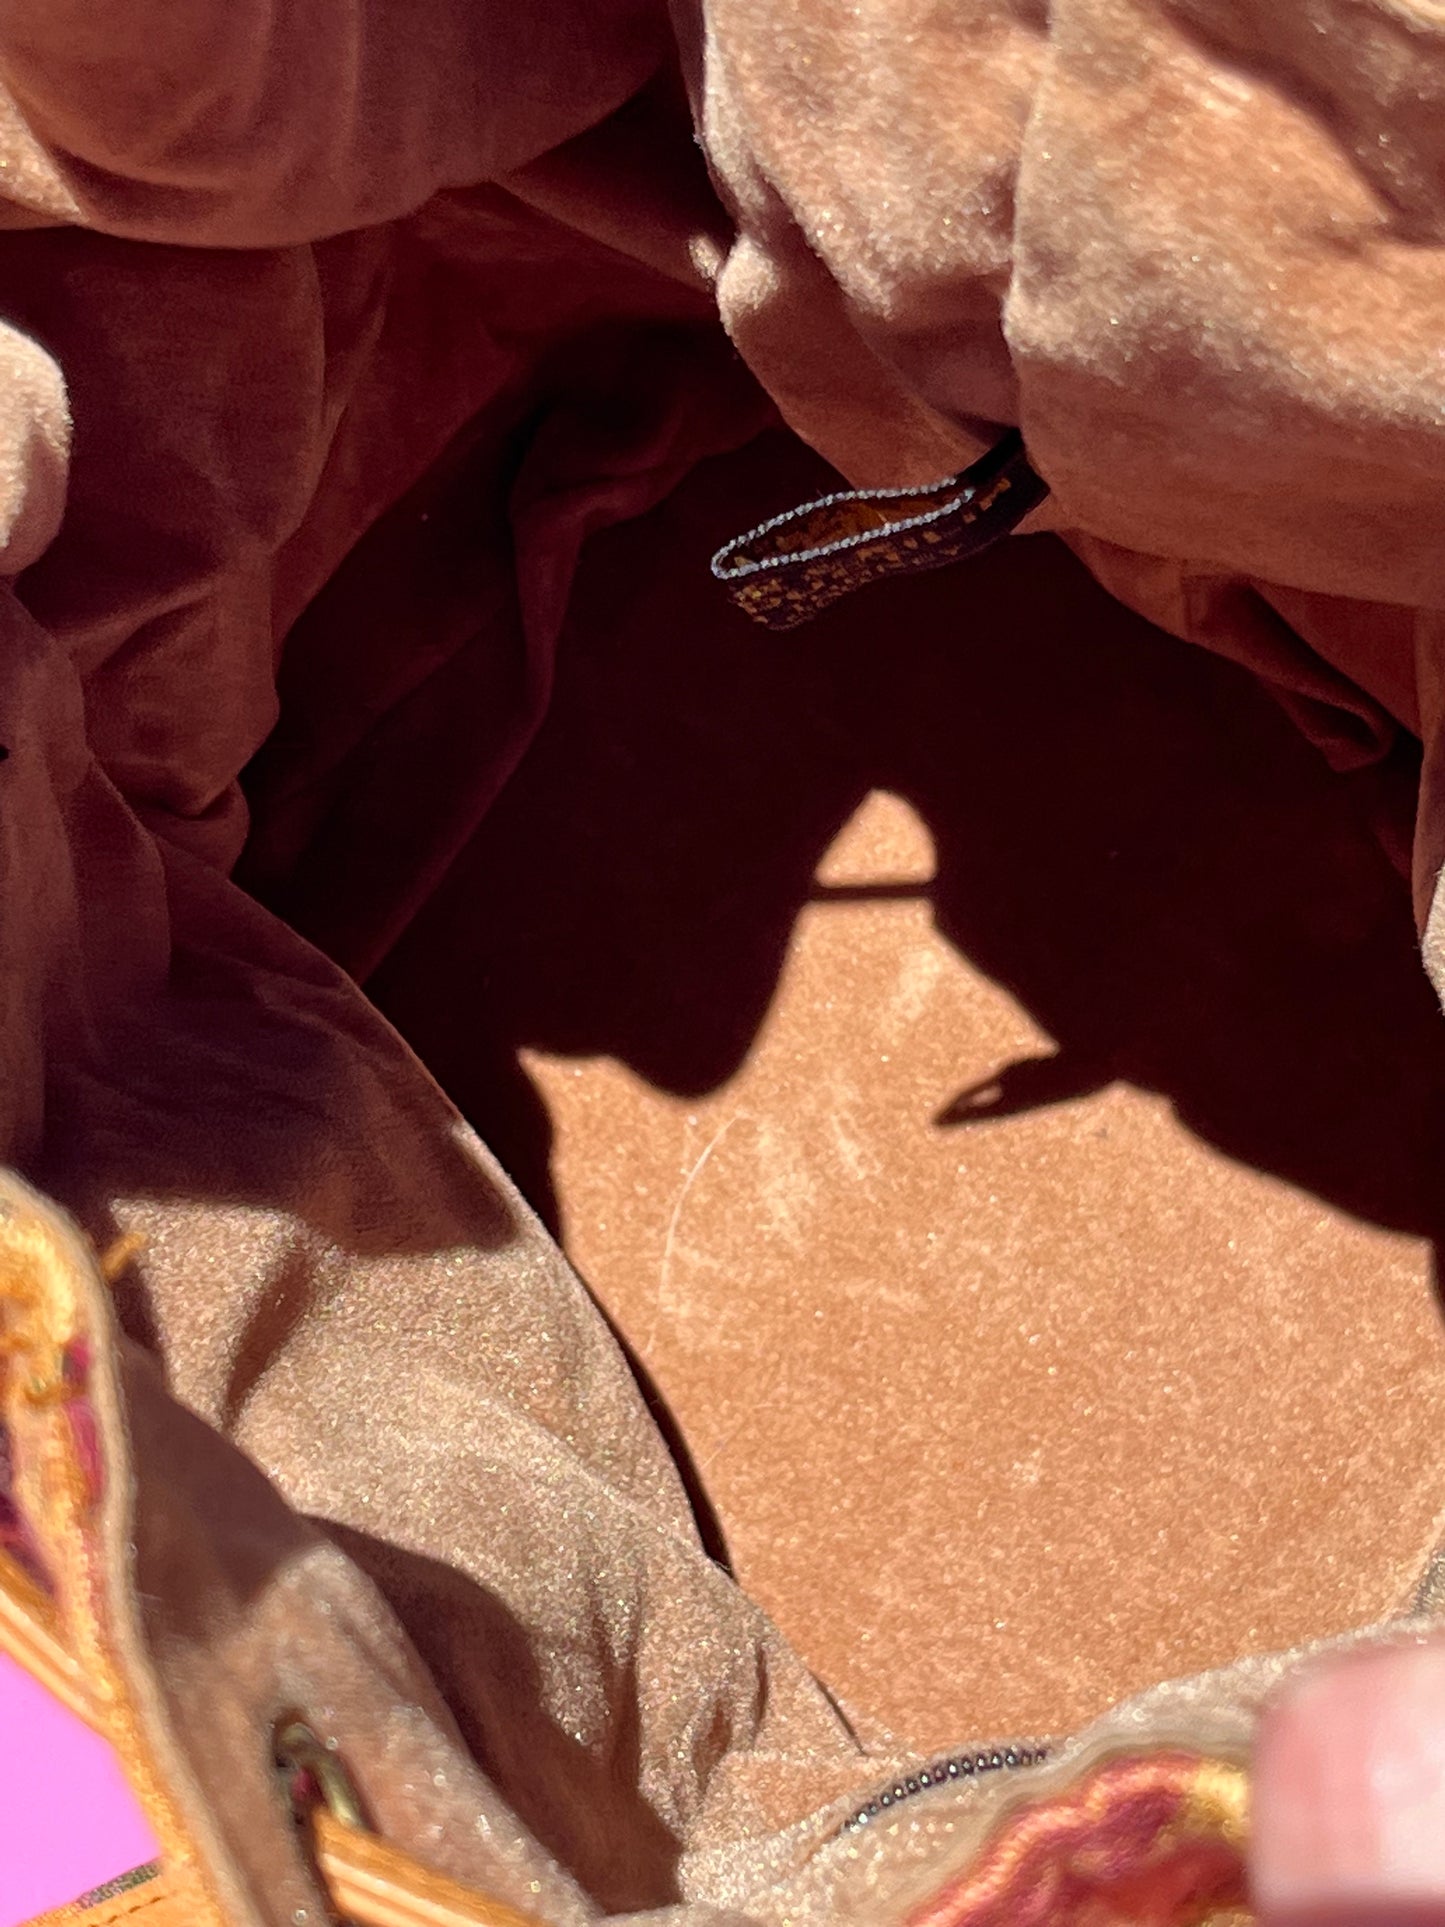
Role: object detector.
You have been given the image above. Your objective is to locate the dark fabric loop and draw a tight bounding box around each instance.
[710,429,1049,630]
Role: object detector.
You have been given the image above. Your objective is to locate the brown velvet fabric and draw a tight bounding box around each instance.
[3,1,1445,1922]
[697,0,1445,580]
[695,0,1445,928]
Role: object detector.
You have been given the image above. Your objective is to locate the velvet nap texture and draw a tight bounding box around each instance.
[2,1,1445,1923]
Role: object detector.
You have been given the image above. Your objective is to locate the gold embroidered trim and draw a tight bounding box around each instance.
[0,1179,231,1927]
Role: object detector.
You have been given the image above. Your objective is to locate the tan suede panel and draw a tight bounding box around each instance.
[377,433,1445,1752]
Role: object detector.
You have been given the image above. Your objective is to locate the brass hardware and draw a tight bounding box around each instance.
[274,1717,369,1833]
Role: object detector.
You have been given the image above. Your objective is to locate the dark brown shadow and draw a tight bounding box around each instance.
[371,429,1445,1258]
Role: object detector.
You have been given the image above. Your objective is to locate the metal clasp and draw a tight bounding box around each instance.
[274,1717,369,1833]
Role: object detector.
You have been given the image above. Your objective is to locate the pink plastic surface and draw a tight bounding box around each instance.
[0,1648,157,1926]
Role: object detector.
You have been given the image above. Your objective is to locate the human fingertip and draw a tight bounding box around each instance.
[1253,1642,1445,1927]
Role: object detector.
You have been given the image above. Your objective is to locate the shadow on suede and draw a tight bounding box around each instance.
[370,430,1445,1255]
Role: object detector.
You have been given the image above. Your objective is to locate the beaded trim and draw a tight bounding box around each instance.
[844,1744,1049,1831]
[710,431,1048,631]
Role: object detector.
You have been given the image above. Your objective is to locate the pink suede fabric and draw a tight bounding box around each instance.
[0,1653,156,1926]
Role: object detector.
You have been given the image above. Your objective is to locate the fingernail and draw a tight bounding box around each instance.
[1255,1641,1445,1926]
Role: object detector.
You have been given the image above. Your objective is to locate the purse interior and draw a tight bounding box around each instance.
[349,427,1445,1754]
